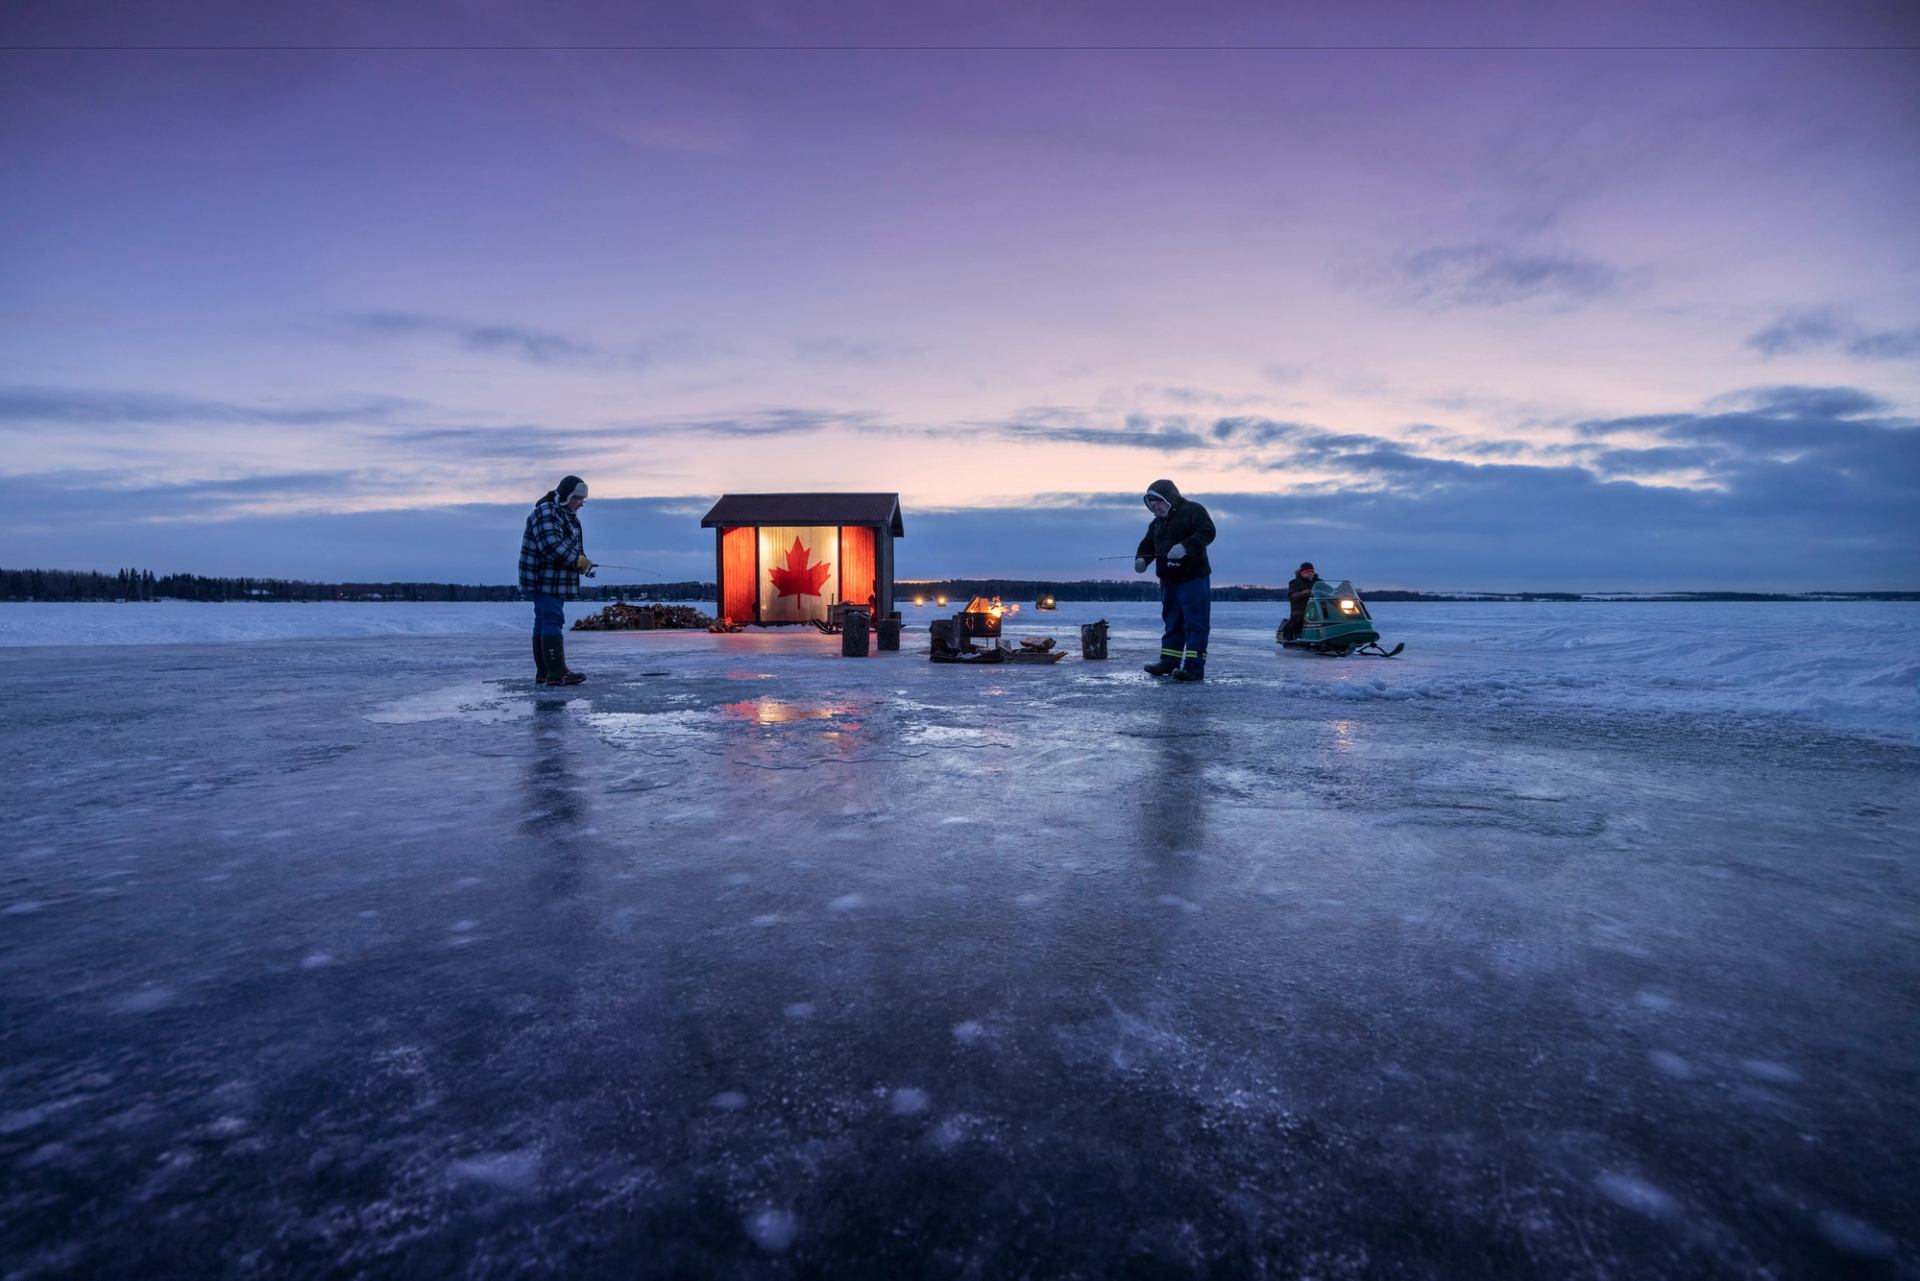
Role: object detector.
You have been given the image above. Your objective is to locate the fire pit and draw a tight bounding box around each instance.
[959,596,1003,642]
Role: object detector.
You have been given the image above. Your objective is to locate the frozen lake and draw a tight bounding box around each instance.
[2,601,1916,1276]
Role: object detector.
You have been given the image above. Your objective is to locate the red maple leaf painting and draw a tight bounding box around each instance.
[768,536,832,600]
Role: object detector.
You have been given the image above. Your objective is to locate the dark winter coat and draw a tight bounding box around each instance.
[519,497,586,598]
[1287,574,1316,622]
[1135,479,1215,585]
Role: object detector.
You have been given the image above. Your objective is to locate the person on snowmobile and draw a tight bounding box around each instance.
[519,475,594,686]
[1133,479,1216,681]
[1282,562,1316,642]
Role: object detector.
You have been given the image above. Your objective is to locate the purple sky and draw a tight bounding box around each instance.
[3,1,1917,589]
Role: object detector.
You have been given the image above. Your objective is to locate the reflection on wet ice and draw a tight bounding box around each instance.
[719,698,856,725]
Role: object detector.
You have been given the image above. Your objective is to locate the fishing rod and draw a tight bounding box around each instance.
[586,563,674,577]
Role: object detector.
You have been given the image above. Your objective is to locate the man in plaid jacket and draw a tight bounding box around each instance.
[519,474,594,685]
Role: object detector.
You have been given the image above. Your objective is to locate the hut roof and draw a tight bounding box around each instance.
[700,492,904,537]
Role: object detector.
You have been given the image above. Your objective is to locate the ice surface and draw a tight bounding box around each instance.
[3,598,1914,742]
[1,604,1916,1276]
[0,600,536,646]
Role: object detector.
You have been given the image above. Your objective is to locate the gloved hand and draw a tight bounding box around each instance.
[576,554,593,572]
[1166,542,1187,562]
[1133,557,1148,574]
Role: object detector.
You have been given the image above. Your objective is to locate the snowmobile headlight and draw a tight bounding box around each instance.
[1338,598,1359,613]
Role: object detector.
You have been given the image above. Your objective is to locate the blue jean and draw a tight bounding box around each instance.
[532,594,566,637]
[1159,575,1211,672]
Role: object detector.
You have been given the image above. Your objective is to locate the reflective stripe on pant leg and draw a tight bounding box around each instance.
[1159,582,1185,658]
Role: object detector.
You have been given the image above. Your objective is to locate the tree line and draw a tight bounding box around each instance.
[7,568,1907,605]
[1,568,715,603]
[900,578,1421,603]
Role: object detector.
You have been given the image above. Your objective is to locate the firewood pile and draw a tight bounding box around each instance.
[571,601,715,631]
[1009,635,1066,663]
[930,619,1066,664]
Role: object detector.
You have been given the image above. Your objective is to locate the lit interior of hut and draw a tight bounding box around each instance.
[718,525,877,625]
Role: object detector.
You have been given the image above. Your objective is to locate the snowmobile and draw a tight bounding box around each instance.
[1278,579,1404,657]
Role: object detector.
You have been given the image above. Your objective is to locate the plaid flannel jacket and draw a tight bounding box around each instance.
[519,498,585,598]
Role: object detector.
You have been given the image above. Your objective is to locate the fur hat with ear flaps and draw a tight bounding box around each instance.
[556,475,588,503]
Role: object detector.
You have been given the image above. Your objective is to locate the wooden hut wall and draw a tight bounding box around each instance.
[720,526,757,622]
[840,526,876,609]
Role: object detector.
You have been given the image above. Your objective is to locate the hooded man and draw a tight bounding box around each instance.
[519,474,594,686]
[1133,479,1216,681]
[1282,562,1317,642]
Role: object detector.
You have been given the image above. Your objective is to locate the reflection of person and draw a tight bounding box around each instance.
[522,705,586,912]
[519,475,593,686]
[1133,479,1216,682]
[1282,562,1317,642]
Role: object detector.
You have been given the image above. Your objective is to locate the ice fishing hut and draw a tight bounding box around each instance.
[701,493,905,626]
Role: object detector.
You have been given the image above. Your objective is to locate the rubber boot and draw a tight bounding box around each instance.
[547,634,585,686]
[1143,658,1179,676]
[533,632,551,684]
[1173,662,1206,683]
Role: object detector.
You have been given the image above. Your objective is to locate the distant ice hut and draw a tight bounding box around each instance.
[701,493,905,626]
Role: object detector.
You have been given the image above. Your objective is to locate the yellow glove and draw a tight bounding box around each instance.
[576,555,592,572]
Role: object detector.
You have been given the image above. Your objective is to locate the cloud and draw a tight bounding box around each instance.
[0,387,412,427]
[370,408,883,467]
[0,468,418,526]
[1568,389,1918,527]
[1747,310,1920,362]
[686,409,884,437]
[1209,417,1311,447]
[1397,242,1616,309]
[345,311,603,364]
[371,423,634,468]
[1156,386,1266,409]
[906,445,1918,586]
[1587,445,1724,476]
[993,411,1213,452]
[5,383,1913,590]
[341,311,699,370]
[1721,385,1890,420]
[0,490,719,583]
[1846,329,1920,360]
[1746,310,1845,358]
